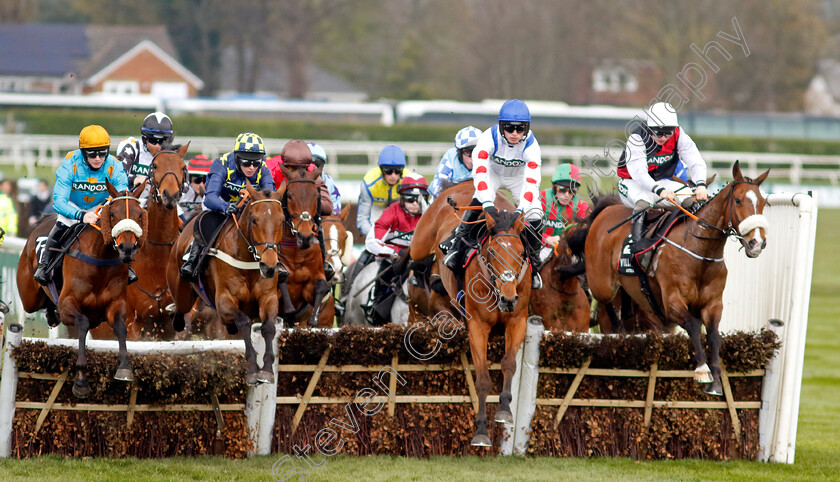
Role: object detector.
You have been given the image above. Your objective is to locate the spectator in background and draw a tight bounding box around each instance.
[179,155,212,223]
[0,179,18,237]
[28,179,52,228]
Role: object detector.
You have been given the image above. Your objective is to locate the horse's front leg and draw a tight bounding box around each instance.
[666,295,711,384]
[307,278,330,327]
[109,300,134,382]
[496,315,528,424]
[701,301,724,396]
[218,292,259,385]
[467,317,493,447]
[60,297,91,398]
[257,289,279,384]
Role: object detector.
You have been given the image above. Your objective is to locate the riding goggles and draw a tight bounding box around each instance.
[84,148,109,159]
[460,147,475,157]
[381,168,402,176]
[502,123,527,134]
[238,159,263,168]
[190,175,206,184]
[144,135,168,145]
[651,127,675,137]
[402,195,420,204]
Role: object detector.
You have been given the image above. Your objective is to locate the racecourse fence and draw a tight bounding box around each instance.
[1,134,839,186]
[0,193,818,462]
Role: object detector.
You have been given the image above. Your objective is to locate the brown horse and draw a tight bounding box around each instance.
[580,161,769,395]
[410,183,532,446]
[529,227,590,332]
[17,181,148,397]
[91,144,189,340]
[277,164,333,328]
[167,182,286,384]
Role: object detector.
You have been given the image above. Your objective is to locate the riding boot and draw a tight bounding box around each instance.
[441,205,480,271]
[34,222,69,286]
[630,203,653,268]
[316,226,335,281]
[523,219,544,290]
[179,239,204,281]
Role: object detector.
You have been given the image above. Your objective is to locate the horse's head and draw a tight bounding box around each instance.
[101,181,147,263]
[280,163,321,249]
[242,181,287,279]
[727,161,770,258]
[149,143,189,209]
[323,203,353,274]
[482,210,530,313]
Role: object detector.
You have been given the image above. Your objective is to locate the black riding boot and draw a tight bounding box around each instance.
[630,203,653,267]
[316,226,335,281]
[179,239,204,281]
[33,222,69,285]
[441,204,481,271]
[127,265,138,285]
[523,219,544,290]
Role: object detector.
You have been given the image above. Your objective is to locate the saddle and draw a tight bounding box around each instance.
[35,222,90,291]
[619,209,684,275]
[187,210,231,281]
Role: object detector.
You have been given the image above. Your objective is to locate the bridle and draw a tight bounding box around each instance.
[147,150,188,204]
[689,179,763,242]
[234,198,285,261]
[477,232,530,295]
[108,194,144,249]
[282,178,319,236]
[321,217,345,258]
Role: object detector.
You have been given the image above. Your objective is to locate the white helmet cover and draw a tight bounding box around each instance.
[646,102,679,128]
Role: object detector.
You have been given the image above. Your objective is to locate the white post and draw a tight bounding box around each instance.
[501,315,544,456]
[245,324,264,457]
[257,323,280,455]
[0,320,23,457]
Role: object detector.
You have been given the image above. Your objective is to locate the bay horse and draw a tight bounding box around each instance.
[166,182,286,385]
[321,203,354,291]
[17,181,148,397]
[277,164,333,328]
[580,161,769,395]
[91,144,189,340]
[529,226,590,332]
[410,182,533,447]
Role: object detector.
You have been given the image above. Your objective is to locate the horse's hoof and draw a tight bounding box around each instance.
[256,370,274,384]
[114,368,134,382]
[494,410,513,424]
[72,382,91,399]
[471,434,492,447]
[226,323,238,335]
[46,311,60,327]
[704,383,724,396]
[694,364,713,384]
[173,313,185,332]
[246,372,259,386]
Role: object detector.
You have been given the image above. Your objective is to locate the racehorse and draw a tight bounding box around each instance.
[17,181,148,397]
[529,226,590,332]
[580,161,769,395]
[91,144,189,340]
[340,260,411,326]
[321,203,354,293]
[410,182,533,447]
[166,182,286,385]
[277,164,333,328]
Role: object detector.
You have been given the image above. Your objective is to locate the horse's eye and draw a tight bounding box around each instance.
[735,198,742,206]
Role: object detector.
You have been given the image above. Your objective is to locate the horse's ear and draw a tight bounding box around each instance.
[732,160,743,181]
[753,168,770,186]
[130,180,146,199]
[339,202,351,222]
[99,204,114,246]
[177,142,190,158]
[705,173,717,186]
[274,180,287,200]
[106,179,119,198]
[279,164,294,181]
[245,179,258,199]
[307,164,322,180]
[484,210,497,231]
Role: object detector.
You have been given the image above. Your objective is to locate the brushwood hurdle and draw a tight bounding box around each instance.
[0,193,817,462]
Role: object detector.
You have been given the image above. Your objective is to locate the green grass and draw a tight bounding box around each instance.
[1,210,839,481]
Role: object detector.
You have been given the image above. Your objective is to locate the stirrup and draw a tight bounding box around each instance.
[127,267,138,285]
[324,262,335,281]
[531,272,543,290]
[442,250,460,270]
[33,265,51,286]
[179,262,197,281]
[277,266,289,283]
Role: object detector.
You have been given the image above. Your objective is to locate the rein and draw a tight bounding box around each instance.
[477,232,530,292]
[148,150,188,204]
[282,178,318,236]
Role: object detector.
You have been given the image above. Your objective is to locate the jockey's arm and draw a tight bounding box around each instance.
[52,159,85,221]
[115,137,139,187]
[625,134,658,193]
[256,165,275,192]
[202,163,228,212]
[110,156,129,191]
[676,131,709,200]
[366,208,398,256]
[472,132,496,208]
[356,184,374,235]
[322,173,342,214]
[429,149,455,199]
[516,140,542,213]
[315,177,333,216]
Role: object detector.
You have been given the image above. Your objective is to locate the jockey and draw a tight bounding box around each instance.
[179,132,276,281]
[308,142,342,215]
[540,163,590,247]
[179,154,212,223]
[266,140,336,281]
[33,125,131,285]
[347,145,408,287]
[363,174,428,325]
[116,112,174,197]
[428,126,482,200]
[440,99,545,289]
[617,102,708,262]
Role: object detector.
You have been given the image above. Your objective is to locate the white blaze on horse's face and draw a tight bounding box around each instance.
[738,189,769,258]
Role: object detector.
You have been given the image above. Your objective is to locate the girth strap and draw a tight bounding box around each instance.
[66,249,123,267]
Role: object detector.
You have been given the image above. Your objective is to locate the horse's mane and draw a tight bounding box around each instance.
[488,210,519,235]
[585,194,622,224]
[33,213,57,229]
[563,194,621,258]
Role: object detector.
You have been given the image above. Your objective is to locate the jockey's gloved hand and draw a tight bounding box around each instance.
[224,203,241,216]
[389,252,401,263]
[483,205,499,219]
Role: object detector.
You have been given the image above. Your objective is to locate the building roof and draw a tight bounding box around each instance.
[81,25,178,78]
[816,59,840,100]
[0,23,89,76]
